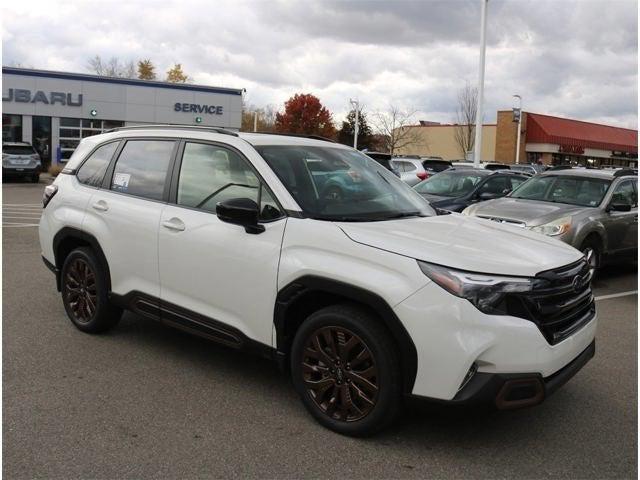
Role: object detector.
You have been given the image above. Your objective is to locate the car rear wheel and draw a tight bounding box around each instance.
[61,247,122,333]
[290,303,402,436]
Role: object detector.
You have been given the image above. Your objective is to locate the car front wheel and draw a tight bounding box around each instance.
[290,303,402,436]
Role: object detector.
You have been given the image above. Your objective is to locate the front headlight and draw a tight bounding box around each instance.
[529,216,571,236]
[418,260,548,314]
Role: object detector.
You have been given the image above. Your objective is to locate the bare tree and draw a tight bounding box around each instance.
[373,105,422,155]
[86,55,137,78]
[454,82,478,159]
[241,103,278,132]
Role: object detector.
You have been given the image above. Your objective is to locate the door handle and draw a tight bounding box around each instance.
[162,218,185,232]
[92,200,109,212]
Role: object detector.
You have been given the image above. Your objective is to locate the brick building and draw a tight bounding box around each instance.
[495,110,638,168]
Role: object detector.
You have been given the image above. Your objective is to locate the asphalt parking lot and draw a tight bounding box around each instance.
[3,179,637,479]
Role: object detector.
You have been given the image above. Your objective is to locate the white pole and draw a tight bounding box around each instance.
[514,94,522,164]
[350,99,359,149]
[473,0,488,167]
[253,111,258,132]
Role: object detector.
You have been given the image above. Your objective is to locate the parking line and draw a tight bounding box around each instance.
[594,290,637,301]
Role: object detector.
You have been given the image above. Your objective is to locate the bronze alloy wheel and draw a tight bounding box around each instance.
[63,257,98,323]
[302,326,379,422]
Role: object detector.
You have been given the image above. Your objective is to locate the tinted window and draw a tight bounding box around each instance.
[415,170,487,197]
[3,145,36,155]
[77,142,118,187]
[509,176,527,190]
[177,142,282,220]
[479,176,510,194]
[611,180,637,206]
[111,140,174,201]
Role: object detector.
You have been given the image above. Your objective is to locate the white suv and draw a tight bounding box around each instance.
[39,126,597,436]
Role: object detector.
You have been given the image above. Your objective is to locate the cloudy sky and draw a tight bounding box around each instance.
[2,0,638,128]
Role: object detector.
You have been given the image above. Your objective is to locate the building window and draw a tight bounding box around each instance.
[2,114,22,142]
[58,118,124,161]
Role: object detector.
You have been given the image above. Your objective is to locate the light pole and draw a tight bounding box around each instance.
[473,0,488,167]
[253,111,258,132]
[513,94,522,164]
[350,98,360,149]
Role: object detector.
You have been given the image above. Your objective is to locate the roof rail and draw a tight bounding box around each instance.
[250,131,336,143]
[105,125,239,137]
[613,168,638,177]
[547,165,574,171]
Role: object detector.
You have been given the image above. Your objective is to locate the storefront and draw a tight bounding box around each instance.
[495,110,638,167]
[2,67,243,167]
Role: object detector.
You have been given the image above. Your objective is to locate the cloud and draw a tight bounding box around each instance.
[2,0,637,128]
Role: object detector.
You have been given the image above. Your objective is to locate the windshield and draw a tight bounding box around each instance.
[255,145,435,221]
[414,170,486,197]
[510,175,611,207]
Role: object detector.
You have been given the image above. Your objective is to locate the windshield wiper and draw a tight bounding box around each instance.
[378,211,424,220]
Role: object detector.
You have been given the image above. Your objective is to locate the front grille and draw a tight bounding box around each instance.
[506,258,595,345]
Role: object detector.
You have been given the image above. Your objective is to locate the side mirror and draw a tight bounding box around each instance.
[607,203,632,213]
[478,191,500,201]
[216,198,265,234]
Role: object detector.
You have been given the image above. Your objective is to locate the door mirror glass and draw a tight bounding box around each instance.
[216,198,265,234]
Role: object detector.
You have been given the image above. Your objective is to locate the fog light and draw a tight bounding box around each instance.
[458,363,477,392]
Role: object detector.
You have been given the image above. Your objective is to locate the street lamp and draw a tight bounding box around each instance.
[350,98,359,149]
[473,0,489,167]
[513,94,522,165]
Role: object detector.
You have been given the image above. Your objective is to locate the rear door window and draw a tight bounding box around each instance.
[110,140,175,201]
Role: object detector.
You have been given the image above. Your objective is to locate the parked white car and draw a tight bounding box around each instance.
[40,126,596,436]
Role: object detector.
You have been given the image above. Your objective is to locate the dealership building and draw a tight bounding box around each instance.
[2,67,243,167]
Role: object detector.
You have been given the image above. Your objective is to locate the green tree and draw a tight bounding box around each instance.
[165,63,189,83]
[137,59,157,80]
[274,93,335,138]
[337,108,374,150]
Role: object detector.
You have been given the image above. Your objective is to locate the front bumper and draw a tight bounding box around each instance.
[449,340,595,409]
[394,280,597,401]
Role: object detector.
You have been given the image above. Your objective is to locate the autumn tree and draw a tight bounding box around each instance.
[373,105,422,155]
[137,59,157,80]
[87,55,136,78]
[275,93,336,138]
[165,63,189,83]
[454,82,478,158]
[337,108,374,150]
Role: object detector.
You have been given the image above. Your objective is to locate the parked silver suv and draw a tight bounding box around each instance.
[463,168,638,269]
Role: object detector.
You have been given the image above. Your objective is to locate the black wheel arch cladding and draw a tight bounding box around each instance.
[274,275,418,394]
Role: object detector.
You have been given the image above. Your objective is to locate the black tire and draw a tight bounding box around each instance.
[290,303,402,436]
[31,174,40,183]
[580,235,602,272]
[60,247,122,333]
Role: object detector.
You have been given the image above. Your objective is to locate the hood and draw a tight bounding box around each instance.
[338,213,582,277]
[466,197,586,226]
